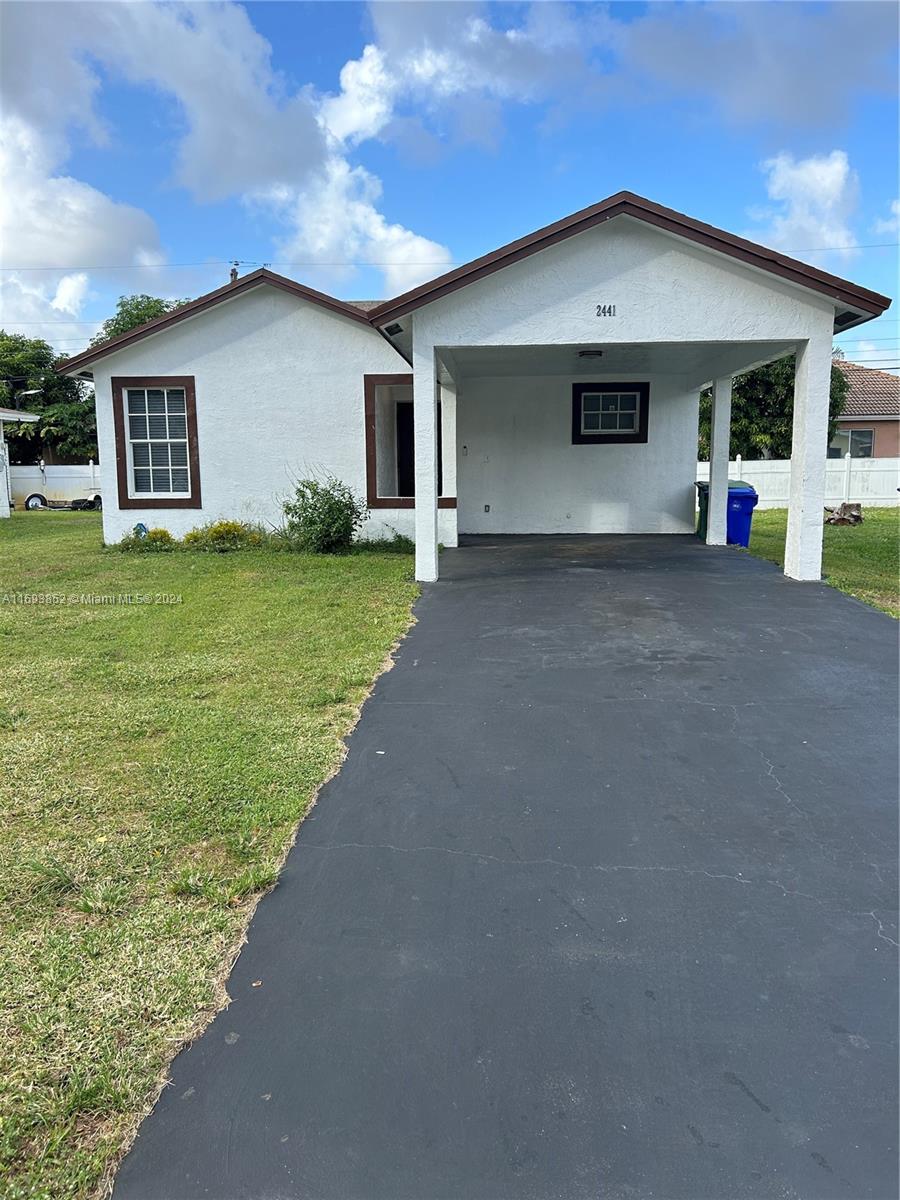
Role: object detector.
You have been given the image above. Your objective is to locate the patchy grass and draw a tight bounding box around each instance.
[748,507,899,617]
[0,512,417,1199]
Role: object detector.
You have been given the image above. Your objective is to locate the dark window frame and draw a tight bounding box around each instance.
[112,375,202,509]
[572,381,650,445]
[363,373,456,509]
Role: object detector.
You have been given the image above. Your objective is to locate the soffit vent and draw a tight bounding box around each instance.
[385,322,404,336]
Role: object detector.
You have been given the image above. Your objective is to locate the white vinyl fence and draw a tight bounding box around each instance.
[9,462,100,507]
[695,456,900,509]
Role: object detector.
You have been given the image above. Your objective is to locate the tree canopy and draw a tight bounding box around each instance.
[698,355,847,460]
[0,332,97,463]
[89,293,190,346]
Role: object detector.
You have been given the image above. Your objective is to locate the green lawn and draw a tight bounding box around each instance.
[748,507,899,617]
[0,513,417,1199]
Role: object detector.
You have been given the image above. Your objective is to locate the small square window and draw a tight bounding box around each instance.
[573,383,648,444]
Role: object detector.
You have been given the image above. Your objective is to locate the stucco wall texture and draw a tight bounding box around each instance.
[91,287,456,545]
[456,374,698,535]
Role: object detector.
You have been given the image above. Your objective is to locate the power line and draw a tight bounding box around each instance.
[1,242,898,273]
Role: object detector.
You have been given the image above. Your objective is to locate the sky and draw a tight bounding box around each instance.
[1,0,898,370]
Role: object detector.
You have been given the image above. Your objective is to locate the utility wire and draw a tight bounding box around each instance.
[1,243,898,272]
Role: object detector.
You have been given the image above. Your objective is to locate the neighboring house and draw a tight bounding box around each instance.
[57,191,891,583]
[0,405,40,518]
[830,360,900,459]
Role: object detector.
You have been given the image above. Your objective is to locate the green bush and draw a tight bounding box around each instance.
[182,519,267,553]
[116,526,176,553]
[353,532,415,555]
[282,476,367,553]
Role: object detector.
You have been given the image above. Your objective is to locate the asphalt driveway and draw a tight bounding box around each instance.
[114,535,898,1200]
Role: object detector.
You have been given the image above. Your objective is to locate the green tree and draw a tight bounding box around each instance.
[698,355,848,460]
[90,293,190,346]
[0,332,97,462]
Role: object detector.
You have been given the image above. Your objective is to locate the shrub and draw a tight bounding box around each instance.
[182,519,267,553]
[282,475,367,553]
[353,532,415,555]
[116,526,176,552]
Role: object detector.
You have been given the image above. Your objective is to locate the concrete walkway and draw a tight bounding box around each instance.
[114,536,898,1200]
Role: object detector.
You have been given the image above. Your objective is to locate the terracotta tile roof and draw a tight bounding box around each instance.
[834,360,900,418]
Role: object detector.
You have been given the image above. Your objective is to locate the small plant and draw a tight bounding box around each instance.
[282,475,367,553]
[182,519,267,552]
[117,525,176,553]
[353,531,415,555]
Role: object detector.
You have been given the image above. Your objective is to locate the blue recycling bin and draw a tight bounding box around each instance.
[725,484,758,547]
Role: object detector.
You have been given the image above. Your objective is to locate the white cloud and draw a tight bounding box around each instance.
[260,158,452,296]
[0,273,99,349]
[1,0,895,318]
[872,200,900,235]
[746,151,860,262]
[623,0,897,127]
[0,1,443,303]
[320,45,398,146]
[0,118,162,273]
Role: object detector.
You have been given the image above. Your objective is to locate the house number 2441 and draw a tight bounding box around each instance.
[596,304,617,317]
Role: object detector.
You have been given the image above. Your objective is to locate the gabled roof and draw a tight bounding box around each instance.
[368,192,891,326]
[834,360,900,418]
[57,192,892,377]
[57,268,375,376]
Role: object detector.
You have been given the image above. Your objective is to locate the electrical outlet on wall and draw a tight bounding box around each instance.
[484,504,490,512]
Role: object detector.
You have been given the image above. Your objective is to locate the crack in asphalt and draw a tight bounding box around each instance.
[299,841,898,945]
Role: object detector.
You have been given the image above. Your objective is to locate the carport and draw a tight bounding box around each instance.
[367,193,890,583]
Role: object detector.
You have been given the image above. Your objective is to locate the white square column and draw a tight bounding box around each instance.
[785,331,831,581]
[413,338,439,582]
[706,376,732,546]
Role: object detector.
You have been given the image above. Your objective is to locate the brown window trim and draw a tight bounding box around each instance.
[112,376,202,509]
[572,382,650,445]
[364,373,457,509]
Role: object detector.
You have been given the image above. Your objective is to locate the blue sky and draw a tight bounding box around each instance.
[1,1,898,368]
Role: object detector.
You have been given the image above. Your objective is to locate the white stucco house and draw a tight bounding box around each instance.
[58,192,890,582]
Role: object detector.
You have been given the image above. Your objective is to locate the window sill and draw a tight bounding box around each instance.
[368,497,458,509]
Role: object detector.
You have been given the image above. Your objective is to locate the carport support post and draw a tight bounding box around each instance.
[706,376,732,546]
[785,332,831,581]
[413,340,439,582]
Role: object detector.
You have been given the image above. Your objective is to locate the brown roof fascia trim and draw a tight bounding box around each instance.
[368,191,892,324]
[57,269,374,375]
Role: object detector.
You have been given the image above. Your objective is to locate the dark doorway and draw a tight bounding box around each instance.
[395,401,442,498]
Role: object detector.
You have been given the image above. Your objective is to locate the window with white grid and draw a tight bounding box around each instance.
[126,387,190,495]
[580,390,640,435]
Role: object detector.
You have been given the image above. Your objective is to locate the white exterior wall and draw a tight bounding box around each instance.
[457,374,698,534]
[90,285,456,545]
[409,217,836,563]
[412,218,836,351]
